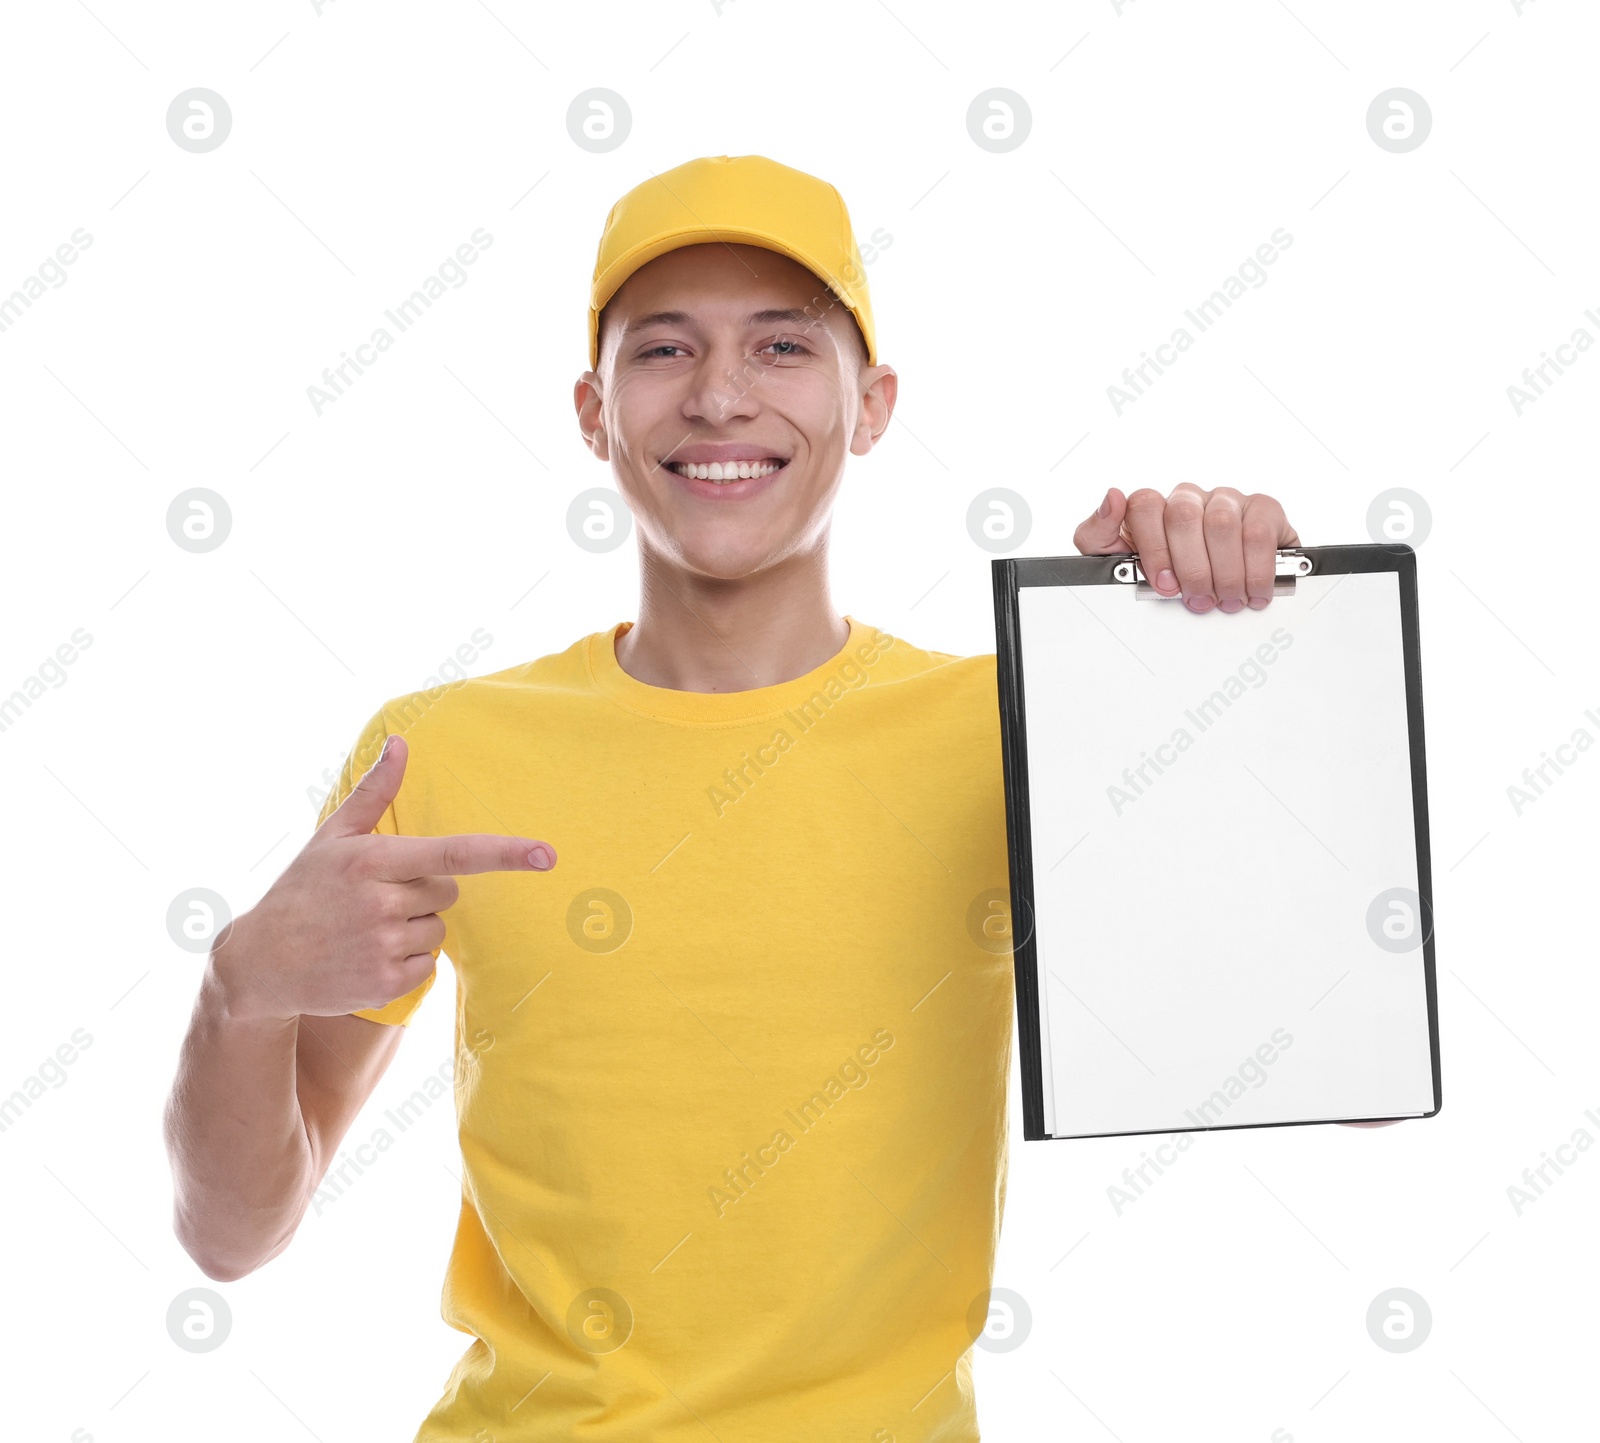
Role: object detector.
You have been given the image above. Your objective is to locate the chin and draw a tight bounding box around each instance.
[674,542,782,582]
[657,523,793,581]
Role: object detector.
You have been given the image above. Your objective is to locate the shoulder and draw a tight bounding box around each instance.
[850,621,998,720]
[857,621,996,684]
[374,627,607,740]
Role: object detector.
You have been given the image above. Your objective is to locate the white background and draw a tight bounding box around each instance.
[2,1,1596,1440]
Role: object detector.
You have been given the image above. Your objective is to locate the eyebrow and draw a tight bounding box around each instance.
[628,307,816,330]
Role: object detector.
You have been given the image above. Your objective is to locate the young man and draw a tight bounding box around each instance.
[165,154,1316,1440]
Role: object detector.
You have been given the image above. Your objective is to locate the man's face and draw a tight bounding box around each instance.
[575,242,895,582]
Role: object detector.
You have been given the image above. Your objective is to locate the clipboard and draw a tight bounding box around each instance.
[992,544,1441,1141]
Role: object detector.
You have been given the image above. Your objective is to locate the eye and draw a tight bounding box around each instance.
[761,337,810,358]
[639,343,687,359]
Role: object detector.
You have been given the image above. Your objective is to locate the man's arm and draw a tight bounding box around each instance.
[162,732,558,1280]
[164,966,403,1281]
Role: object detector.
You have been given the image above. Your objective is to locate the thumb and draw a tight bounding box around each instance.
[1073,488,1130,555]
[324,733,407,838]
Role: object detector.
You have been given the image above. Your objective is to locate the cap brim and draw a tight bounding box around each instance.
[589,226,867,368]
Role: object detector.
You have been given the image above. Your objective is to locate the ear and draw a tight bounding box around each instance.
[573,372,609,461]
[849,365,898,457]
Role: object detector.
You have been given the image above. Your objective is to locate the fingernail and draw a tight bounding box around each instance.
[528,845,552,870]
[1099,493,1113,518]
[1185,595,1213,613]
[1247,597,1270,610]
[379,735,393,761]
[1156,568,1178,592]
[1218,599,1243,613]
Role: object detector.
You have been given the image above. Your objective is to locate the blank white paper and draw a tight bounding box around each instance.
[1017,570,1436,1138]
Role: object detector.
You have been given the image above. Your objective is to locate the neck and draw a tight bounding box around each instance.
[616,545,849,694]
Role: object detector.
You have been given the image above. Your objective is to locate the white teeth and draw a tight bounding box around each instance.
[668,460,785,483]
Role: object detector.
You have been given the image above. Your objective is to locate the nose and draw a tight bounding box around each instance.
[681,335,761,424]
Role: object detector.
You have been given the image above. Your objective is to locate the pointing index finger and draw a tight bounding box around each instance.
[372,833,558,880]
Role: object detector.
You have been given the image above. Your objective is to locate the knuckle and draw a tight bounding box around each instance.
[359,893,401,941]
[1162,492,1203,523]
[1241,514,1279,545]
[343,836,382,879]
[358,880,396,919]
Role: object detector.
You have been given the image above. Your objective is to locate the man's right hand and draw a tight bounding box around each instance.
[212,733,557,1023]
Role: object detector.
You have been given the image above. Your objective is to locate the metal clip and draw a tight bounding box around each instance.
[1113,549,1312,598]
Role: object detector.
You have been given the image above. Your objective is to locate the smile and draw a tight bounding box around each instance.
[664,459,787,485]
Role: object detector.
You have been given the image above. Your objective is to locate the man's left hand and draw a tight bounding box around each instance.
[1074,484,1300,611]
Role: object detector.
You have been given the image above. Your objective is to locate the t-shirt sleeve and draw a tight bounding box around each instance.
[315,706,440,1028]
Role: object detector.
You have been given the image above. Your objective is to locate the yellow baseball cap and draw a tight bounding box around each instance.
[588,154,877,370]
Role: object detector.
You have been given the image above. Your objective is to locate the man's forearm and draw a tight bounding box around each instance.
[163,959,314,1281]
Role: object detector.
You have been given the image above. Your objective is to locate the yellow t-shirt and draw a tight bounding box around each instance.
[314,616,1014,1442]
